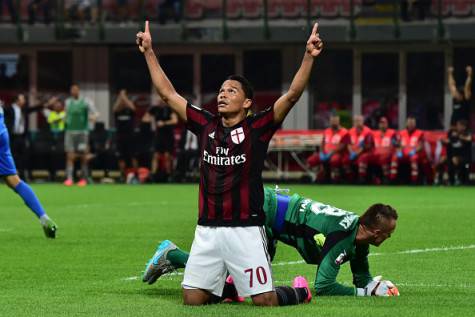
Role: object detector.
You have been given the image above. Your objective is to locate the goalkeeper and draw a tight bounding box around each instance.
[143,187,399,297]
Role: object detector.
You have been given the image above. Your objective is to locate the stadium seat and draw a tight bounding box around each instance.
[340,0,362,17]
[451,0,473,17]
[202,0,223,18]
[204,0,223,10]
[315,0,340,18]
[311,0,341,18]
[226,0,242,19]
[281,0,307,19]
[267,0,283,19]
[431,0,451,17]
[242,0,263,19]
[101,0,116,20]
[185,0,204,20]
[146,0,163,20]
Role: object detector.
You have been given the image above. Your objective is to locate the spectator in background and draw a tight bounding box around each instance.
[43,96,66,133]
[158,0,182,24]
[433,135,448,186]
[131,118,155,181]
[7,94,45,180]
[1,97,14,133]
[89,121,114,182]
[401,0,431,21]
[447,120,472,185]
[116,0,128,23]
[63,84,99,186]
[390,116,430,184]
[448,66,472,126]
[37,96,65,180]
[345,114,374,183]
[0,64,8,87]
[307,114,350,183]
[66,0,97,24]
[0,0,17,23]
[372,117,397,183]
[145,102,178,182]
[113,89,137,182]
[173,129,199,182]
[28,0,52,25]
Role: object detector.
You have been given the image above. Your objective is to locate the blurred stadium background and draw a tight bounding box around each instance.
[0,0,474,185]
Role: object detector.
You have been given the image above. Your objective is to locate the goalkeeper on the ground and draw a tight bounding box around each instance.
[142,187,399,297]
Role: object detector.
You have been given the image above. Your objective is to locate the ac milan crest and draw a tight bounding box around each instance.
[230,127,245,144]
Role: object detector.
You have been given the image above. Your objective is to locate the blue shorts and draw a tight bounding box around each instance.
[0,131,17,176]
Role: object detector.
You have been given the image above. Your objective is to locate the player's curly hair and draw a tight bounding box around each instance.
[360,204,398,229]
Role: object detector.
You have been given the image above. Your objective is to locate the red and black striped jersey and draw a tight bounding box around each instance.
[186,102,279,226]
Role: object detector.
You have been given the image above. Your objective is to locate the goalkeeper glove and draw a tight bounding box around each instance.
[385,280,400,296]
[349,151,357,161]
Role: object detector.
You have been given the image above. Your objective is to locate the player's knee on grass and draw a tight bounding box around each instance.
[251,291,278,306]
[182,288,212,306]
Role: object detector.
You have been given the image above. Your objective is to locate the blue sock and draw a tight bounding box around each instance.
[14,181,46,218]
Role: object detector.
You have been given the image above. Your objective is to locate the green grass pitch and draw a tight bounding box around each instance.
[1,184,474,317]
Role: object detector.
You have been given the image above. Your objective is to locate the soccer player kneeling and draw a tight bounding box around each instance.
[143,187,399,298]
[137,19,323,306]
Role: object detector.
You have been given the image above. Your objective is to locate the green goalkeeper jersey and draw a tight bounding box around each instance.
[263,187,373,296]
[65,97,95,131]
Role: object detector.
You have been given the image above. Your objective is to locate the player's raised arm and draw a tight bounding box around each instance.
[464,65,472,100]
[137,21,188,121]
[273,22,323,123]
[448,66,463,101]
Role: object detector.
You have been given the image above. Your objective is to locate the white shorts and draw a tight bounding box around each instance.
[182,225,274,297]
[65,131,89,153]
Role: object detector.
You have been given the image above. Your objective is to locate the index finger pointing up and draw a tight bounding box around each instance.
[312,22,319,36]
[145,20,150,33]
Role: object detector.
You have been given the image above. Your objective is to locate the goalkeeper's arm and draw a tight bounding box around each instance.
[350,243,373,288]
[314,241,358,296]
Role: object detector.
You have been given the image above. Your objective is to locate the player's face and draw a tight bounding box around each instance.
[379,118,388,131]
[330,116,340,129]
[17,95,26,107]
[406,118,416,130]
[370,219,396,247]
[217,80,251,116]
[455,121,467,133]
[353,115,364,129]
[53,101,62,111]
[70,85,80,98]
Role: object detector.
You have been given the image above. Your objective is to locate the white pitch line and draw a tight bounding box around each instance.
[396,282,475,289]
[272,280,475,289]
[126,244,475,281]
[272,244,475,266]
[370,244,475,257]
[273,260,305,266]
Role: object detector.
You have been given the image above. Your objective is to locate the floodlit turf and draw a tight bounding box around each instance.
[1,184,474,317]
